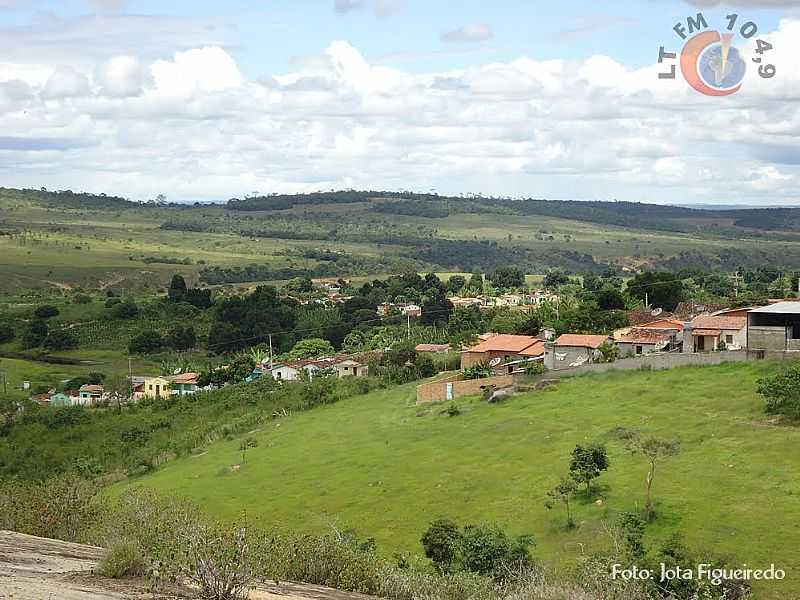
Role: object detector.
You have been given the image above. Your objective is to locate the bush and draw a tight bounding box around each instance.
[21,320,48,348]
[0,322,15,343]
[99,541,146,579]
[74,294,93,304]
[0,475,101,543]
[758,364,800,417]
[109,299,139,319]
[43,329,80,351]
[129,330,164,354]
[34,304,60,319]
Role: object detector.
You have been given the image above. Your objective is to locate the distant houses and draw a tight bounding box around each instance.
[548,334,610,370]
[250,355,370,382]
[461,334,545,375]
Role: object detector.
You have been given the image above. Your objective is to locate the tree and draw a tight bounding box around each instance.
[288,338,334,359]
[569,444,610,495]
[0,323,15,344]
[543,269,570,290]
[129,330,164,355]
[459,524,534,579]
[43,329,79,351]
[627,271,684,311]
[421,294,453,326]
[619,430,680,521]
[21,320,48,349]
[489,267,525,290]
[446,275,466,295]
[421,519,462,574]
[597,341,620,363]
[545,477,578,529]
[34,305,59,319]
[166,326,196,351]
[758,364,800,417]
[466,271,484,294]
[109,299,139,319]
[168,274,187,302]
[596,286,627,310]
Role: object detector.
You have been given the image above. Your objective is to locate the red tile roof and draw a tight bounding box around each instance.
[555,334,609,349]
[172,372,199,385]
[79,384,104,394]
[691,315,746,331]
[518,340,546,357]
[466,334,541,354]
[637,318,685,331]
[617,328,671,344]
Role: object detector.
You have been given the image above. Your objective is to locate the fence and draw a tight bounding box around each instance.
[416,374,514,404]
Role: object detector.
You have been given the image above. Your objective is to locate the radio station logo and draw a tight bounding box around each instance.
[657,12,776,96]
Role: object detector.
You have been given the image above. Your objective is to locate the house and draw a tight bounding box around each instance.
[78,384,104,405]
[267,363,301,381]
[461,334,546,374]
[548,334,610,370]
[401,304,422,317]
[49,392,73,407]
[334,359,368,377]
[614,328,672,356]
[617,318,685,352]
[170,372,199,395]
[415,343,451,354]
[747,302,800,354]
[141,376,171,399]
[685,315,747,352]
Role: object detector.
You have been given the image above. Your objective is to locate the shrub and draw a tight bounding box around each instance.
[0,475,101,543]
[758,364,800,417]
[43,329,80,351]
[99,541,146,579]
[0,322,15,343]
[34,304,60,319]
[129,330,164,354]
[109,299,139,319]
[74,294,93,304]
[21,320,48,348]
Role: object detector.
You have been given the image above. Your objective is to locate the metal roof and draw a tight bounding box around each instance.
[749,302,800,314]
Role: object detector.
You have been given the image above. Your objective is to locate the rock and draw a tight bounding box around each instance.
[487,388,513,403]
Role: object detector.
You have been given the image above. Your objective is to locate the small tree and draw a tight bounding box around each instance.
[239,437,258,464]
[545,477,578,528]
[757,364,800,417]
[619,430,680,521]
[569,444,610,495]
[168,274,188,302]
[287,338,334,359]
[128,330,164,355]
[43,329,79,351]
[34,305,59,319]
[597,341,620,363]
[421,519,462,574]
[21,320,48,349]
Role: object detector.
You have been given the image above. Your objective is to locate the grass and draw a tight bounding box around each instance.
[120,361,799,599]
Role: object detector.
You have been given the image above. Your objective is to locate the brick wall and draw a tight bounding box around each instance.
[416,374,514,404]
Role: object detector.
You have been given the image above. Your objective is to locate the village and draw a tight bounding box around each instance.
[25,287,800,409]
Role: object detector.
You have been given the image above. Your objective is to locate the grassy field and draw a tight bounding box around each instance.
[119,361,799,599]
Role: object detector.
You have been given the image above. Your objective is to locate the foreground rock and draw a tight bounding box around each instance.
[0,530,374,600]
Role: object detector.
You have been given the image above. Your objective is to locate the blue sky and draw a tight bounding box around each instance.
[0,0,799,204]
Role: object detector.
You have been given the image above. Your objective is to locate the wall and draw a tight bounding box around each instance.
[518,350,750,385]
[748,326,787,352]
[416,374,514,404]
[550,346,593,371]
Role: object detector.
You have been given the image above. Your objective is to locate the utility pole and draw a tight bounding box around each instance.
[407,313,411,340]
[268,334,274,369]
[128,356,133,401]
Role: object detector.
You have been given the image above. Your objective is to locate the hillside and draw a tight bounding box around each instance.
[119,361,799,600]
[0,530,375,600]
[6,187,800,294]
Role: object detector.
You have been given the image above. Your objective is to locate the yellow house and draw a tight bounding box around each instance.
[141,376,171,399]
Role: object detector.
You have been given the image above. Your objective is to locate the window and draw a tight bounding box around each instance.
[726,335,734,344]
[635,345,643,355]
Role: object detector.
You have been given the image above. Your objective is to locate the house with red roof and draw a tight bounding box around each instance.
[685,314,747,352]
[548,334,611,371]
[461,334,545,374]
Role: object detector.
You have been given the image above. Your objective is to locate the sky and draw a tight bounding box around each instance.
[1,0,800,205]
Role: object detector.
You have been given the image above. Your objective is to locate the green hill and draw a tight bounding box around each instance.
[119,361,800,600]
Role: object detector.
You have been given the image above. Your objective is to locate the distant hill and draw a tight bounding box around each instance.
[226,191,800,235]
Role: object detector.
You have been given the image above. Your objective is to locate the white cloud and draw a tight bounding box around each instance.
[1,17,799,204]
[41,65,90,99]
[440,23,493,43]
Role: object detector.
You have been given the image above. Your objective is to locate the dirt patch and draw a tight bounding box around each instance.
[0,531,374,600]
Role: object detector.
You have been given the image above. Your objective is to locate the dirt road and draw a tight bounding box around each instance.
[0,531,375,600]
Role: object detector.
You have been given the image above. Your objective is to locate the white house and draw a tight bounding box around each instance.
[685,315,747,352]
